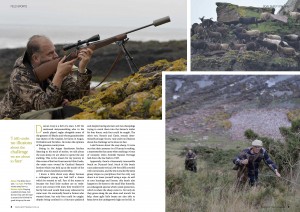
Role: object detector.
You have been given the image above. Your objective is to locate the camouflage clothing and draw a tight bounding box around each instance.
[0,52,91,119]
[233,147,278,186]
[185,152,197,172]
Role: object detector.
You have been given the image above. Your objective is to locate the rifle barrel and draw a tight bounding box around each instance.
[125,24,153,34]
[125,16,171,35]
[33,16,171,82]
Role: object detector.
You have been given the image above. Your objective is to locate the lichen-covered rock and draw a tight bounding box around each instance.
[216,2,273,23]
[69,58,186,119]
[278,0,300,15]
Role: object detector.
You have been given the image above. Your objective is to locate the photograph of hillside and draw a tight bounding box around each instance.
[166,75,300,211]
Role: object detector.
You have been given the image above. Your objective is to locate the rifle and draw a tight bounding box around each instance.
[33,16,171,83]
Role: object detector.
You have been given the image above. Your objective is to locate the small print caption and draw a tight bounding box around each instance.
[10,5,28,8]
[263,5,283,9]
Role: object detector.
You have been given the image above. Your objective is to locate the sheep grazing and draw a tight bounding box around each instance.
[193,25,205,36]
[277,45,296,57]
[243,29,261,38]
[256,39,278,51]
[191,40,208,51]
[263,38,289,47]
[220,43,229,50]
[233,31,251,42]
[260,12,272,21]
[229,42,246,50]
[214,26,229,35]
[199,16,214,28]
[285,41,300,51]
[205,30,222,43]
[206,43,222,51]
[284,34,300,41]
[246,42,258,51]
[289,11,300,22]
[265,34,281,41]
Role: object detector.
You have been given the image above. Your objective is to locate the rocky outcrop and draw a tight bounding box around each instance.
[69,59,186,120]
[216,2,274,24]
[278,0,300,15]
[191,2,300,71]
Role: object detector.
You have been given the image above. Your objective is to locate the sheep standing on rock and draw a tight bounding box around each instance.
[206,43,222,51]
[263,38,289,47]
[205,30,222,43]
[191,40,208,52]
[243,29,261,38]
[277,45,296,57]
[220,43,229,50]
[284,34,300,41]
[193,24,205,38]
[199,16,214,28]
[265,34,281,41]
[233,31,251,42]
[256,39,278,52]
[285,41,300,51]
[260,12,272,21]
[229,42,246,50]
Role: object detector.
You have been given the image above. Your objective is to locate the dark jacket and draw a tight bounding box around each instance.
[233,147,277,175]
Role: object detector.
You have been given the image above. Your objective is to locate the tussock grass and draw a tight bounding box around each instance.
[166,121,300,212]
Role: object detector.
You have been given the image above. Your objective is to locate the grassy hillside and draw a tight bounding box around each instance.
[166,121,300,211]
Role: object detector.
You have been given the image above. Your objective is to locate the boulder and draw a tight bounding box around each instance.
[278,0,300,15]
[216,2,274,24]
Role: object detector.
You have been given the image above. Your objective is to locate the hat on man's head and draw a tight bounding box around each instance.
[252,139,263,147]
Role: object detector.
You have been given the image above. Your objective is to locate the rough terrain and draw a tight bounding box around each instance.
[191,2,300,71]
[166,75,300,141]
[70,59,186,119]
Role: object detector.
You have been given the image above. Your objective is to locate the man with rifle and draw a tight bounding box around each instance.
[185,149,197,172]
[0,35,93,119]
[233,139,281,187]
[0,16,171,119]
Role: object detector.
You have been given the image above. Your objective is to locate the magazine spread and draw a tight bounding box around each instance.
[0,0,186,211]
[2,0,300,211]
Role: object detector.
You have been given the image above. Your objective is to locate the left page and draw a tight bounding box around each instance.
[0,0,187,211]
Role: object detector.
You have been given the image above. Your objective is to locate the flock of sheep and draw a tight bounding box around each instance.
[191,10,300,58]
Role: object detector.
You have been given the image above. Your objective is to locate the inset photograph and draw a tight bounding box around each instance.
[191,0,300,71]
[166,75,300,211]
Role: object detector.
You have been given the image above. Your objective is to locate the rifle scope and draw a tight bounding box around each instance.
[63,34,100,51]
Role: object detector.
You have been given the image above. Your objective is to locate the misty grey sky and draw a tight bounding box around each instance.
[1,0,186,29]
[191,0,288,24]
